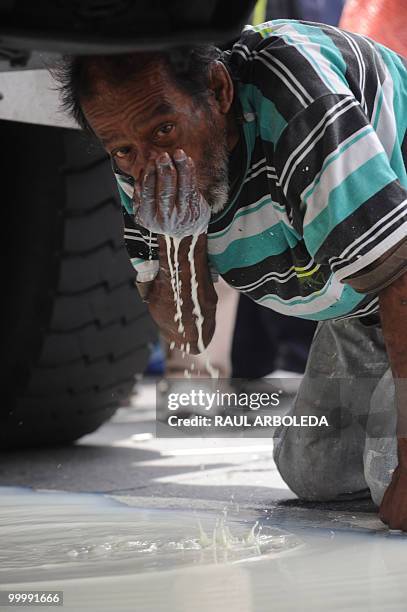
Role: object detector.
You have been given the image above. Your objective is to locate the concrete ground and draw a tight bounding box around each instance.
[0,382,290,505]
[0,380,377,528]
[3,379,401,612]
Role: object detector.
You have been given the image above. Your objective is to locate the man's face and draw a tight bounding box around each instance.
[82,60,230,212]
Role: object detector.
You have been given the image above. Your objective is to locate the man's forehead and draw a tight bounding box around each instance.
[93,99,178,146]
[139,101,177,121]
[85,68,183,138]
[92,58,174,99]
[88,61,186,121]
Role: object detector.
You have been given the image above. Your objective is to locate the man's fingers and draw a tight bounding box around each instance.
[132,181,142,217]
[185,156,201,224]
[142,158,156,203]
[174,149,191,212]
[136,151,206,237]
[379,468,407,531]
[188,155,198,191]
[138,158,157,226]
[156,152,176,223]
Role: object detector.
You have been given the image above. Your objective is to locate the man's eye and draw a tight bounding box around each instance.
[113,146,131,159]
[155,123,174,138]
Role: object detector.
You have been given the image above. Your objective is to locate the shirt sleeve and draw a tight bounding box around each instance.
[274,92,407,293]
[115,173,160,283]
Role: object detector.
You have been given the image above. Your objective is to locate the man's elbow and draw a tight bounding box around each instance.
[378,269,407,310]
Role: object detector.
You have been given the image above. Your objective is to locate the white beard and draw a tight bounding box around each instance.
[208,180,230,214]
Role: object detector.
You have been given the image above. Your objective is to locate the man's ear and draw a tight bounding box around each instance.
[208,61,234,114]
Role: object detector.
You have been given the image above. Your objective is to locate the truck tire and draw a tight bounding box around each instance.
[1,121,156,449]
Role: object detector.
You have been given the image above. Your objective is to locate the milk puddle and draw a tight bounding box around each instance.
[1,488,407,611]
[0,488,301,584]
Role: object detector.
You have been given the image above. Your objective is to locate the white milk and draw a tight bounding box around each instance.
[164,234,219,379]
[164,235,184,336]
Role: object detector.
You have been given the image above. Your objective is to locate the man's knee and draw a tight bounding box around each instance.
[273,429,366,501]
[274,430,332,500]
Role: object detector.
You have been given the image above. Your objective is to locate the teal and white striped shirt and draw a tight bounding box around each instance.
[118,19,407,321]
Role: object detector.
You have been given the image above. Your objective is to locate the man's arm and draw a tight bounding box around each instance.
[145,233,218,353]
[378,270,407,530]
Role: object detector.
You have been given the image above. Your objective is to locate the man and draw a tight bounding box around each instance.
[56,19,407,528]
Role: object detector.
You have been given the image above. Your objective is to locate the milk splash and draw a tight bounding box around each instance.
[66,514,293,566]
[196,517,264,558]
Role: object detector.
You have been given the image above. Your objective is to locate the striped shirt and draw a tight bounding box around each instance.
[117,19,407,321]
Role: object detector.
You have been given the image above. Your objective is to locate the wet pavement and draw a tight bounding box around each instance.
[0,382,292,508]
[1,381,405,612]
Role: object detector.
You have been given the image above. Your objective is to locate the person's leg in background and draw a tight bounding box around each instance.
[231,295,279,379]
[260,307,317,375]
[231,295,317,379]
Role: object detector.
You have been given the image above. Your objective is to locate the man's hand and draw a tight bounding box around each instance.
[133,149,211,239]
[379,463,407,530]
[131,148,218,352]
[379,272,407,530]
